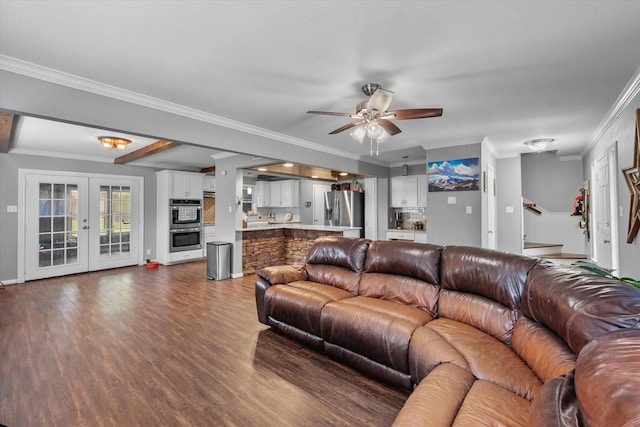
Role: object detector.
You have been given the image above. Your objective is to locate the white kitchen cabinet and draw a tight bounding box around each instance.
[202,175,216,192]
[255,181,270,207]
[391,175,419,207]
[386,230,428,243]
[159,170,204,199]
[203,226,217,256]
[269,180,299,207]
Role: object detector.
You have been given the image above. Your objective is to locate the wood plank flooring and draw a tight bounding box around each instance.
[0,261,409,427]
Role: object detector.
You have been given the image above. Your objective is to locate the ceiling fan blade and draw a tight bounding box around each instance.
[329,122,359,134]
[378,119,402,136]
[366,88,394,112]
[307,110,353,117]
[391,108,443,120]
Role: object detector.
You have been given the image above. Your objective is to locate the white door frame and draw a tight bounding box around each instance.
[18,169,145,283]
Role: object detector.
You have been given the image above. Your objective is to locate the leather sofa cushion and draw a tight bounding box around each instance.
[358,273,439,316]
[453,380,530,426]
[306,236,370,272]
[363,240,441,285]
[523,263,640,353]
[392,363,474,426]
[321,296,432,374]
[264,281,353,336]
[305,264,362,294]
[409,318,542,400]
[440,246,539,311]
[529,373,580,427]
[574,329,640,427]
[437,289,518,344]
[511,316,576,383]
[394,364,531,427]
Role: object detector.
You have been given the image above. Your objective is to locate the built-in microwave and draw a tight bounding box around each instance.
[170,199,202,228]
[169,226,202,252]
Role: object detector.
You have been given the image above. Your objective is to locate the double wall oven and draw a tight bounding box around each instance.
[169,199,202,252]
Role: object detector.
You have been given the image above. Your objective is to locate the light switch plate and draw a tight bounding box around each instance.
[506,206,514,213]
[6,205,17,213]
[447,197,456,205]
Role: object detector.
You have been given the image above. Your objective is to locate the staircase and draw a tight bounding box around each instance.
[523,242,587,265]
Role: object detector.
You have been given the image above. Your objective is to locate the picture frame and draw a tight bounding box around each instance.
[427,157,480,192]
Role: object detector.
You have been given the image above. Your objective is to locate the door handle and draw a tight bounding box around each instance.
[604,239,610,243]
[82,226,89,230]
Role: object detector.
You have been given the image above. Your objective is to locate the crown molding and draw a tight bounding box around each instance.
[1,55,380,165]
[582,63,640,158]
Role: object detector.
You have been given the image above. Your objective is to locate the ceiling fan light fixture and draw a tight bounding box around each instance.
[350,125,366,143]
[366,121,384,139]
[524,138,555,152]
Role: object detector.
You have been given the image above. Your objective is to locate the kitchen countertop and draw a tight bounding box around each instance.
[239,223,361,232]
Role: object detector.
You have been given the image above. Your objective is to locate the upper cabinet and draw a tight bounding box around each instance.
[158,170,204,199]
[269,180,300,207]
[391,175,421,207]
[255,181,270,208]
[257,180,300,208]
[202,175,216,192]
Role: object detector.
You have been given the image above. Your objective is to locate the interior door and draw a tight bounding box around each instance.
[25,174,90,280]
[594,153,613,269]
[23,172,142,281]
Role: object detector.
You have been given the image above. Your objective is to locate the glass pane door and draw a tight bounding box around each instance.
[98,185,131,260]
[25,174,89,281]
[38,182,79,267]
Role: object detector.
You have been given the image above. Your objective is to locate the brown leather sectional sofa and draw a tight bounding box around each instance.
[254,237,640,426]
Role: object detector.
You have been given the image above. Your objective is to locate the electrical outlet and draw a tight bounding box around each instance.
[7,205,17,213]
[465,206,472,214]
[146,249,151,255]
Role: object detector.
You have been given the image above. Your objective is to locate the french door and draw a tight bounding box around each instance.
[21,171,143,281]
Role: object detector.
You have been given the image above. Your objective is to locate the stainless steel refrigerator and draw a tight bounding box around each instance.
[324,191,364,236]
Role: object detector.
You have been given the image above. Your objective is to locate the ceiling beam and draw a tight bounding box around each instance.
[114,140,178,165]
[200,166,216,174]
[0,113,15,153]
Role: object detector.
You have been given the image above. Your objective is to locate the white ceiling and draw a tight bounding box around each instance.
[1,1,640,169]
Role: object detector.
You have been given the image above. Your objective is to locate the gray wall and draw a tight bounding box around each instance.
[521,151,583,212]
[0,153,161,282]
[425,143,482,247]
[496,156,524,253]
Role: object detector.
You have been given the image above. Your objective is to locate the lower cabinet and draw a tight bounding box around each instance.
[204,226,216,256]
[386,231,428,243]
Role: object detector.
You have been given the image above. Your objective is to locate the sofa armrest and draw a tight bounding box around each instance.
[255,265,307,325]
[257,265,307,285]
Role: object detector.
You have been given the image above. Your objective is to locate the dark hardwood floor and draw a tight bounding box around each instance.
[0,261,409,426]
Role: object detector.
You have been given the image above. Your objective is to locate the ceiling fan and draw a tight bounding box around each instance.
[307,83,443,155]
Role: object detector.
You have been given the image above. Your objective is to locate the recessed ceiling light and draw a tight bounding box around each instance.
[311,175,318,179]
[283,162,294,167]
[524,138,555,152]
[339,172,348,176]
[258,167,268,172]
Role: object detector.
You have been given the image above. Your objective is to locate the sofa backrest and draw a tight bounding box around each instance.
[304,236,371,294]
[522,262,640,354]
[438,246,540,344]
[359,241,441,316]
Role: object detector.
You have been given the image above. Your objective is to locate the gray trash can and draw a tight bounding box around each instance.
[206,241,231,280]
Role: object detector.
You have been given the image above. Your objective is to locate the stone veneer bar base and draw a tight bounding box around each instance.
[242,228,343,275]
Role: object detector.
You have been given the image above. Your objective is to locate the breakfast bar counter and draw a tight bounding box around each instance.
[238,224,362,275]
